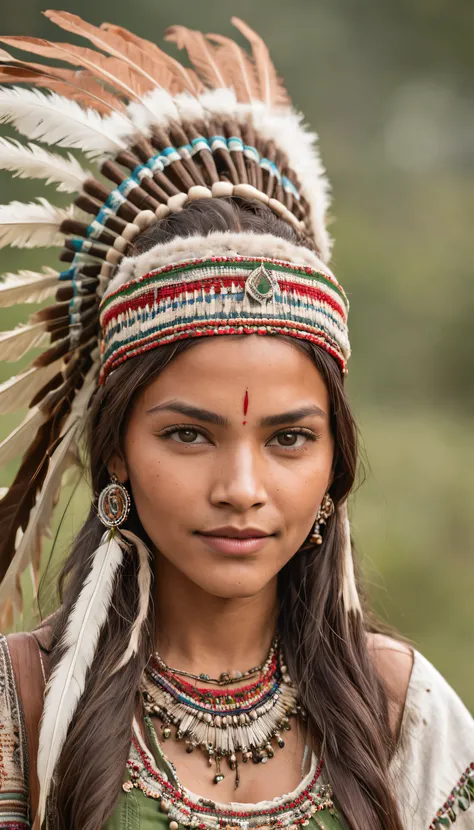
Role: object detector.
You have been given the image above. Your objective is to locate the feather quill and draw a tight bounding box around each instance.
[0,197,71,249]
[0,268,59,307]
[0,359,63,414]
[0,406,47,467]
[37,528,124,823]
[113,529,151,672]
[0,137,90,192]
[0,87,130,158]
[165,26,226,90]
[231,18,290,107]
[0,320,48,361]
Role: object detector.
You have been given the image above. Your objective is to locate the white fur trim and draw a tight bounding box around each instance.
[105,232,335,298]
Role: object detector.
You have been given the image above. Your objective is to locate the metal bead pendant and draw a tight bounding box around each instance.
[97,475,131,528]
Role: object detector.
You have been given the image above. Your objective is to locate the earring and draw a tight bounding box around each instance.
[310,492,335,544]
[97,473,131,528]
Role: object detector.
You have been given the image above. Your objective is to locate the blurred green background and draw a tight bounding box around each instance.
[0,1,473,710]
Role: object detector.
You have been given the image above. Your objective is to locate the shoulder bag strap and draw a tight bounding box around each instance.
[7,631,46,826]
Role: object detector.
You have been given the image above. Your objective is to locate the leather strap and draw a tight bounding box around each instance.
[7,631,46,826]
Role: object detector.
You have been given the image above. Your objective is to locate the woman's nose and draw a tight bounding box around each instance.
[209,444,268,512]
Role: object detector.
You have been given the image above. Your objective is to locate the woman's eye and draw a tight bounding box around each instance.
[169,428,207,444]
[269,430,312,449]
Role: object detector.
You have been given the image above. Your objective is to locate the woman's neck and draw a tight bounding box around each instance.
[153,554,278,677]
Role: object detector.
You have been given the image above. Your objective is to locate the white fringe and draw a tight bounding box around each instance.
[113,529,152,673]
[339,501,362,615]
[106,231,332,297]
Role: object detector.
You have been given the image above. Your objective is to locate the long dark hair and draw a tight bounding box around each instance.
[46,198,404,830]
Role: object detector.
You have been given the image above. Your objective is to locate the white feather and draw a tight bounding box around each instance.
[339,501,362,615]
[0,406,47,467]
[0,359,63,414]
[113,529,151,673]
[237,101,332,263]
[0,268,59,307]
[37,528,124,823]
[126,88,179,135]
[0,320,48,361]
[0,137,90,193]
[0,198,72,249]
[0,87,132,159]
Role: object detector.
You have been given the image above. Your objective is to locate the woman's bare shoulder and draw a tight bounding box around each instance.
[366,632,414,740]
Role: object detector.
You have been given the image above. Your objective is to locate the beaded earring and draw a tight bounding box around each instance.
[310,492,335,544]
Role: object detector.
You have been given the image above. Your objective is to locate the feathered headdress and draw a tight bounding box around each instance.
[0,12,360,822]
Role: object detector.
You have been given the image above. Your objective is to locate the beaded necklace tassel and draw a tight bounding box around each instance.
[142,639,303,788]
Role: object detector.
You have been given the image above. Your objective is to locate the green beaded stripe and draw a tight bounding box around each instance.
[101,258,348,312]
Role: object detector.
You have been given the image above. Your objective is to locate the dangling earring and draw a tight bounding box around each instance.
[310,492,335,544]
[97,473,131,528]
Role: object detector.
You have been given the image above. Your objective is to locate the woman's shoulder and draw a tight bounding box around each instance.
[367,633,474,828]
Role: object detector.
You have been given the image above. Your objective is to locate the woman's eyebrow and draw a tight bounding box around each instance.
[146,401,326,426]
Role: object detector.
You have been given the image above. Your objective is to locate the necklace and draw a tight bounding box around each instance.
[153,637,279,686]
[142,639,302,788]
[125,716,334,830]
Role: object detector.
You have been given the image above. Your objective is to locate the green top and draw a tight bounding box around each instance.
[103,719,349,830]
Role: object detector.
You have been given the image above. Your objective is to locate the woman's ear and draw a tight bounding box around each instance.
[107,451,128,484]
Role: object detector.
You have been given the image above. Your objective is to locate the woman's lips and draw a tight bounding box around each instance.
[195,533,272,555]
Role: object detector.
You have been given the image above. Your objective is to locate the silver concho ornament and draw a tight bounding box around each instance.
[97,475,131,528]
[244,264,279,304]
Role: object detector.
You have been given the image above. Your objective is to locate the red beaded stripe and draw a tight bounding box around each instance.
[103,255,344,305]
[101,276,347,329]
[100,319,345,382]
[130,734,325,819]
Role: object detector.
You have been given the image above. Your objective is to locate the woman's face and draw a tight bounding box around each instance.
[112,336,334,599]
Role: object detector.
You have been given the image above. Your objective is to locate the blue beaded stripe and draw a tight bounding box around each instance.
[102,290,345,367]
[282,176,300,200]
[260,158,281,185]
[244,144,260,164]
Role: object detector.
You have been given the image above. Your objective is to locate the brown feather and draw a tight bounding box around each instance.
[101,22,203,95]
[0,60,125,114]
[0,36,152,100]
[165,26,227,90]
[44,11,175,93]
[206,33,258,102]
[0,406,67,583]
[231,18,290,107]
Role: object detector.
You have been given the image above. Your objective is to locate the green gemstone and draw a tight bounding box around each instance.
[256,271,271,295]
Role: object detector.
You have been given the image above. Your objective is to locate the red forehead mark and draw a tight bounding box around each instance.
[243,389,249,425]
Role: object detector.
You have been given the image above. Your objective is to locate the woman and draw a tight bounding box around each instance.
[0,12,471,830]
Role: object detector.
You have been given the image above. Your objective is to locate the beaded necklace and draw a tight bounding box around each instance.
[125,715,335,830]
[142,641,301,788]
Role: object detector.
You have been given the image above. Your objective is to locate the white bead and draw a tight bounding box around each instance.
[211,181,234,198]
[105,247,122,264]
[121,223,141,241]
[134,209,156,230]
[167,192,188,212]
[113,236,129,253]
[155,204,171,220]
[188,185,212,200]
[233,183,268,203]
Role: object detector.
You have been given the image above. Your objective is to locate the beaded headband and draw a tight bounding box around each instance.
[99,232,350,383]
